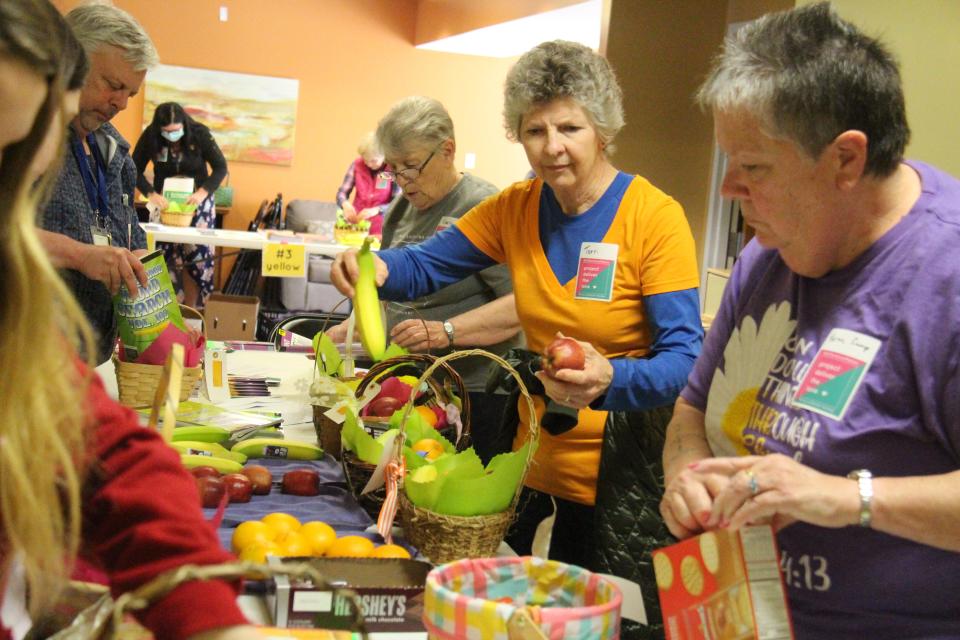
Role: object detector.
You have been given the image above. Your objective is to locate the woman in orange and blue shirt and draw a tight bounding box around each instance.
[331,41,702,575]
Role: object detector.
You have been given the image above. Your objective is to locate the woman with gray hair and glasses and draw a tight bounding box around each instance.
[332,40,702,607]
[327,95,525,465]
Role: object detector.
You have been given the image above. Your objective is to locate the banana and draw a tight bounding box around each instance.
[170,440,247,464]
[180,453,244,474]
[171,425,231,443]
[231,437,323,460]
[353,237,386,361]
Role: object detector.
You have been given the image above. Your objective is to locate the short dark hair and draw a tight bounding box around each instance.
[148,102,197,148]
[697,2,909,177]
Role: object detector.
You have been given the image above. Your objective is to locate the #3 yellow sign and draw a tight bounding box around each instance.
[262,241,306,277]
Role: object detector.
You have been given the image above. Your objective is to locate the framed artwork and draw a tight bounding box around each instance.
[144,64,299,166]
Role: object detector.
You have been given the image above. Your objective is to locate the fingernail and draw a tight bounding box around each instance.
[719,519,730,529]
[699,510,712,524]
[688,462,700,470]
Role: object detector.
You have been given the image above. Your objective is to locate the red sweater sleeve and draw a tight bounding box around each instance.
[80,371,247,638]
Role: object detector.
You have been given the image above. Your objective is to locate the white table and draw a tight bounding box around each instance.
[141,223,350,258]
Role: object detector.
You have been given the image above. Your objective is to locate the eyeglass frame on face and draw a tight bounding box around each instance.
[379,145,441,183]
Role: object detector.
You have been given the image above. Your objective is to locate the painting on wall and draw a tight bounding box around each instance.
[144,64,299,166]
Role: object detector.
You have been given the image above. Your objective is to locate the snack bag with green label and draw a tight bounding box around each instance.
[113,250,185,360]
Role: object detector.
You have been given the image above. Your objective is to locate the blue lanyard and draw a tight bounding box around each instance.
[69,131,110,224]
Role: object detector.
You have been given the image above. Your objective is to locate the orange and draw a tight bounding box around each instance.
[300,521,337,556]
[412,438,444,462]
[239,540,280,563]
[325,535,375,558]
[414,406,438,427]
[274,531,313,557]
[370,544,412,559]
[262,512,301,538]
[232,520,274,553]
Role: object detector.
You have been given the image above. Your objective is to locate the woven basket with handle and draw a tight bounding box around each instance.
[388,349,538,565]
[38,561,368,639]
[113,305,204,407]
[341,353,471,520]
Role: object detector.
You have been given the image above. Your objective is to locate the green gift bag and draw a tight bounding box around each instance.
[214,173,233,207]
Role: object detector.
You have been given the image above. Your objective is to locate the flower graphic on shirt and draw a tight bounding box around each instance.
[705,302,796,456]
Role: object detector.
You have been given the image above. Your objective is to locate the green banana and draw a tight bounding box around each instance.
[230,437,323,460]
[354,237,386,361]
[171,425,231,443]
[170,440,247,464]
[180,453,243,474]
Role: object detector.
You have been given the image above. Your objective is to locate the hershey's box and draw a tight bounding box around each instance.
[268,557,432,632]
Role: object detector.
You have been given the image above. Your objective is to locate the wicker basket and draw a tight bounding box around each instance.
[159,210,195,227]
[389,350,538,565]
[341,354,471,520]
[113,305,204,407]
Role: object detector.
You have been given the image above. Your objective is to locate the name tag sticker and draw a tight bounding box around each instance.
[436,216,458,233]
[574,242,618,301]
[792,328,881,420]
[375,177,390,190]
[262,241,306,278]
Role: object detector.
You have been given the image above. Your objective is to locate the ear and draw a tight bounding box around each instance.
[831,130,868,190]
[440,137,456,160]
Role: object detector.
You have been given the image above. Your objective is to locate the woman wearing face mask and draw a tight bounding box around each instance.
[132,101,227,308]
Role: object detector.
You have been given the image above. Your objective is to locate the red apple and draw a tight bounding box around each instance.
[190,465,221,479]
[222,473,253,503]
[282,468,321,496]
[241,464,273,495]
[368,395,404,418]
[541,337,586,377]
[196,475,226,508]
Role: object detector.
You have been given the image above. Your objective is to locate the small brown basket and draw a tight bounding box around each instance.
[341,353,471,520]
[113,305,204,407]
[159,210,195,227]
[388,349,538,565]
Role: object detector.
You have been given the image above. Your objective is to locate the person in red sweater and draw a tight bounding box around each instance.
[0,2,256,638]
[335,131,400,237]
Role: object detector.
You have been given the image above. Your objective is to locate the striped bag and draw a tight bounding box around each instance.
[424,556,622,639]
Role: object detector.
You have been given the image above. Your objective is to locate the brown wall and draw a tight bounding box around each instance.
[605,0,728,267]
[53,0,532,241]
[727,0,794,24]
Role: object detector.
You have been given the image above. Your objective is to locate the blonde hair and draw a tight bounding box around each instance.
[1,0,97,616]
[356,131,379,156]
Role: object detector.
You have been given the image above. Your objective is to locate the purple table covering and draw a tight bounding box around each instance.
[206,455,375,550]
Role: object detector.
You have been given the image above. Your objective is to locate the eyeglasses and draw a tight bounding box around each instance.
[379,146,439,183]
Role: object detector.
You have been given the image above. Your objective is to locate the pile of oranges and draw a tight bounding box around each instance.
[232,512,411,562]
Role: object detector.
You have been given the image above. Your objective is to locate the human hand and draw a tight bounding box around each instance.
[341,201,358,223]
[660,456,733,539]
[147,192,168,210]
[330,249,388,298]
[186,188,209,205]
[533,333,611,409]
[186,625,261,640]
[359,207,380,220]
[390,319,445,352]
[79,244,149,296]
[695,454,859,533]
[324,320,352,344]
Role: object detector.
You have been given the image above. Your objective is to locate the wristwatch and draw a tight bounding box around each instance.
[847,469,874,527]
[442,320,455,348]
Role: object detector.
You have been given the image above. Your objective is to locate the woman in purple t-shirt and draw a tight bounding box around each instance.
[660,5,960,638]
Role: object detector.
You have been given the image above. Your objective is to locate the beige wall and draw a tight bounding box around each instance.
[415,0,584,44]
[605,0,728,268]
[799,0,960,177]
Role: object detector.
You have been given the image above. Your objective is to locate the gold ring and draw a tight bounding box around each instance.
[564,395,571,403]
[744,469,759,496]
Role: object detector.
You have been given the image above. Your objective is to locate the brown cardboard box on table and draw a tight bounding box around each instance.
[204,293,260,341]
[269,557,432,632]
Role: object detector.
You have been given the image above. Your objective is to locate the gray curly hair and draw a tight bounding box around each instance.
[375,96,455,159]
[66,3,158,72]
[503,40,624,156]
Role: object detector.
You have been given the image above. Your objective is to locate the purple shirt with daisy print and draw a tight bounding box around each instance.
[681,161,960,639]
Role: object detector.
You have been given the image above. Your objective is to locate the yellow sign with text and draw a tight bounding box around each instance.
[262,242,306,277]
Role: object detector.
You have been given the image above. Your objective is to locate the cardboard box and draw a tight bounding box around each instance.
[269,557,431,632]
[205,293,260,341]
[653,525,794,640]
